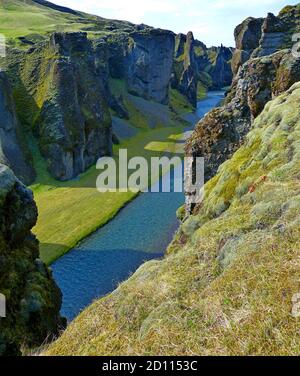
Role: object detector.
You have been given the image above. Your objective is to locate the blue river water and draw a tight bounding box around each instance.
[52,91,225,321]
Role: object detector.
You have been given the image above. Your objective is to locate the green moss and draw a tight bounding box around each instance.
[169,88,193,114]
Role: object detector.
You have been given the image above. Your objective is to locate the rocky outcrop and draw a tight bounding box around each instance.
[172,32,233,107]
[8,32,112,181]
[107,28,175,105]
[185,5,300,208]
[171,32,198,107]
[209,45,233,89]
[0,72,35,185]
[0,164,64,356]
[126,29,175,104]
[253,13,285,58]
[231,17,264,75]
[232,4,300,74]
[185,49,300,212]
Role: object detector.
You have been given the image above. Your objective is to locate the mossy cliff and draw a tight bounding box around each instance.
[0,0,234,183]
[0,71,35,184]
[0,164,64,356]
[171,32,233,107]
[45,83,300,356]
[185,48,300,213]
[4,32,112,181]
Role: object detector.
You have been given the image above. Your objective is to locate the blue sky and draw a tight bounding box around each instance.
[56,0,299,46]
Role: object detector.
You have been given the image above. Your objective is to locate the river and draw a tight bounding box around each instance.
[52,91,225,321]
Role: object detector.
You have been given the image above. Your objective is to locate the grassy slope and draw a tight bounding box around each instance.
[45,83,300,355]
[0,0,135,47]
[0,0,89,42]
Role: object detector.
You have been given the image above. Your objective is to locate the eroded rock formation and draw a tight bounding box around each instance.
[0,164,64,356]
[232,5,300,75]
[172,32,233,107]
[7,32,113,181]
[0,72,35,185]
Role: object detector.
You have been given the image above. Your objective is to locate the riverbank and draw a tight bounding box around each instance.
[32,124,187,265]
[50,91,225,321]
[32,92,224,266]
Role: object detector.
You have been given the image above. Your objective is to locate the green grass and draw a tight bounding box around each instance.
[45,83,300,356]
[169,88,193,114]
[0,0,95,46]
[197,82,207,100]
[32,125,186,265]
[0,0,134,48]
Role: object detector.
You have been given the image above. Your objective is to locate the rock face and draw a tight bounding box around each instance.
[0,72,35,185]
[172,32,198,107]
[107,28,175,105]
[2,26,177,181]
[126,29,175,104]
[185,3,300,213]
[9,32,113,181]
[0,164,64,356]
[232,4,300,74]
[209,45,234,89]
[171,32,233,107]
[185,49,300,212]
[231,17,264,75]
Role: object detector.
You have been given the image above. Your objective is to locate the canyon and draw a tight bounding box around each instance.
[0,0,299,356]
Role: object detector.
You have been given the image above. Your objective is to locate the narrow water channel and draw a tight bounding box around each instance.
[52,91,225,321]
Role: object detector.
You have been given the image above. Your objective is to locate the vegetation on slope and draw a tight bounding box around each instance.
[0,0,135,47]
[45,83,300,355]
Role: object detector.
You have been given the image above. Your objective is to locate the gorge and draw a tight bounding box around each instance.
[0,0,299,357]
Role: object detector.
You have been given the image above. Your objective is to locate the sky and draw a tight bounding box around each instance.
[55,0,299,46]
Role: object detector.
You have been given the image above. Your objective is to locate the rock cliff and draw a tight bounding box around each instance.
[231,17,264,75]
[232,4,300,75]
[6,32,113,181]
[0,1,234,182]
[171,32,233,107]
[185,49,300,212]
[0,72,35,185]
[185,3,300,212]
[209,45,234,89]
[105,28,175,105]
[0,164,64,356]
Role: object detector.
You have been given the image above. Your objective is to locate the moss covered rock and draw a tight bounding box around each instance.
[0,164,64,355]
[6,32,113,181]
[232,4,300,75]
[185,49,300,212]
[171,32,233,107]
[0,71,35,185]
